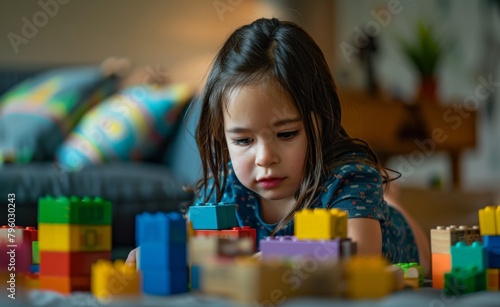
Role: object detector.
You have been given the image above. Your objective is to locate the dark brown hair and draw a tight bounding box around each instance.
[194,18,389,234]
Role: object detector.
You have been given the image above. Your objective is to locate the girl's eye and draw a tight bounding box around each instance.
[232,138,253,146]
[278,131,299,140]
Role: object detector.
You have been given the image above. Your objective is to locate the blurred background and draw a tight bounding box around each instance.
[1,0,499,235]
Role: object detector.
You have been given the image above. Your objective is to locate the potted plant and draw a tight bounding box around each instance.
[398,21,447,103]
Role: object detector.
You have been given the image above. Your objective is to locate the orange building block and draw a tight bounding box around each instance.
[487,269,500,291]
[40,251,111,276]
[432,253,451,289]
[40,275,91,294]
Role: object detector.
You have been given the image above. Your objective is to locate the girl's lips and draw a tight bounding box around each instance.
[258,178,285,189]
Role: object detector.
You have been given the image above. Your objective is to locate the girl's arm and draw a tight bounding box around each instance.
[347,218,382,256]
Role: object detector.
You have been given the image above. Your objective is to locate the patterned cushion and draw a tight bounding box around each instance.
[56,83,193,171]
[0,67,117,163]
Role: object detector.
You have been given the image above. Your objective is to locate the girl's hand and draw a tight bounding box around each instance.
[126,247,139,266]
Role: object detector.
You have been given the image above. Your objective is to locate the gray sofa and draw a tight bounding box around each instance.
[0,67,202,248]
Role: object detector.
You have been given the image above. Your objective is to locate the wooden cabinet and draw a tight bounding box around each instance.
[338,90,477,187]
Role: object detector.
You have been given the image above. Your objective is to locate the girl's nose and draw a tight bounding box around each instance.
[255,142,279,167]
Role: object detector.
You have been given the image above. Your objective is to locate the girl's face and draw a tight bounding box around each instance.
[223,82,308,202]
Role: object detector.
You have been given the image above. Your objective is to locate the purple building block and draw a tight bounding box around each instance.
[260,236,355,261]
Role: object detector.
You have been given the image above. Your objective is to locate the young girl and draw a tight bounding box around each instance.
[127,17,430,275]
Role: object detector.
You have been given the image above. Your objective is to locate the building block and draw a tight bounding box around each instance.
[38,224,111,252]
[201,257,294,304]
[30,264,39,274]
[40,275,91,294]
[91,259,140,300]
[432,253,451,289]
[25,273,40,290]
[141,268,188,295]
[0,226,38,273]
[40,251,111,276]
[190,265,201,291]
[484,235,500,249]
[138,243,186,270]
[189,236,254,264]
[260,236,353,261]
[32,241,39,264]
[478,205,500,236]
[38,196,112,225]
[430,225,477,254]
[344,256,397,299]
[487,269,499,291]
[394,262,424,288]
[194,226,257,251]
[292,260,344,297]
[451,241,488,272]
[294,208,347,240]
[136,212,186,245]
[188,203,238,230]
[444,267,487,295]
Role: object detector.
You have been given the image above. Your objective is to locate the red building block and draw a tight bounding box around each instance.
[194,226,257,251]
[40,251,111,276]
[40,275,91,294]
[0,226,38,274]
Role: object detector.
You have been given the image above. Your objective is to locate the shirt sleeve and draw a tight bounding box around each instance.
[318,164,387,222]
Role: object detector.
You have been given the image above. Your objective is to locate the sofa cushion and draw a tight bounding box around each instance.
[0,162,193,247]
[56,83,193,170]
[0,66,117,163]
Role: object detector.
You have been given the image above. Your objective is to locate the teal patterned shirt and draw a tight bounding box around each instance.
[195,162,419,264]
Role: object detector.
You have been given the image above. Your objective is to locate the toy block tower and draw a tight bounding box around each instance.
[444,241,488,295]
[478,205,500,290]
[430,225,478,289]
[38,196,112,294]
[136,212,188,295]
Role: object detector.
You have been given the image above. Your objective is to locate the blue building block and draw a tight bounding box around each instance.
[139,242,187,270]
[188,203,238,230]
[486,248,500,269]
[142,269,188,295]
[30,264,39,274]
[136,212,186,245]
[451,241,488,271]
[190,265,201,291]
[483,235,500,249]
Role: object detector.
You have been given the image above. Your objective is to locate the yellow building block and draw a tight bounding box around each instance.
[295,208,347,240]
[487,269,500,291]
[39,224,111,252]
[479,206,500,236]
[344,256,397,299]
[91,259,140,300]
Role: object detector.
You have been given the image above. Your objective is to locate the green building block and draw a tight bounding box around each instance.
[395,262,424,287]
[444,267,487,295]
[38,196,112,225]
[451,241,488,271]
[32,241,39,264]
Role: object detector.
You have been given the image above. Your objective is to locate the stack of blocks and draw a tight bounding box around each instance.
[260,208,356,261]
[430,225,480,289]
[38,196,112,294]
[136,212,188,295]
[188,202,256,289]
[478,205,500,290]
[393,262,424,288]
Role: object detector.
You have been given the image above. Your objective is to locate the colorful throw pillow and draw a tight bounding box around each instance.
[56,83,193,171]
[0,66,117,163]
